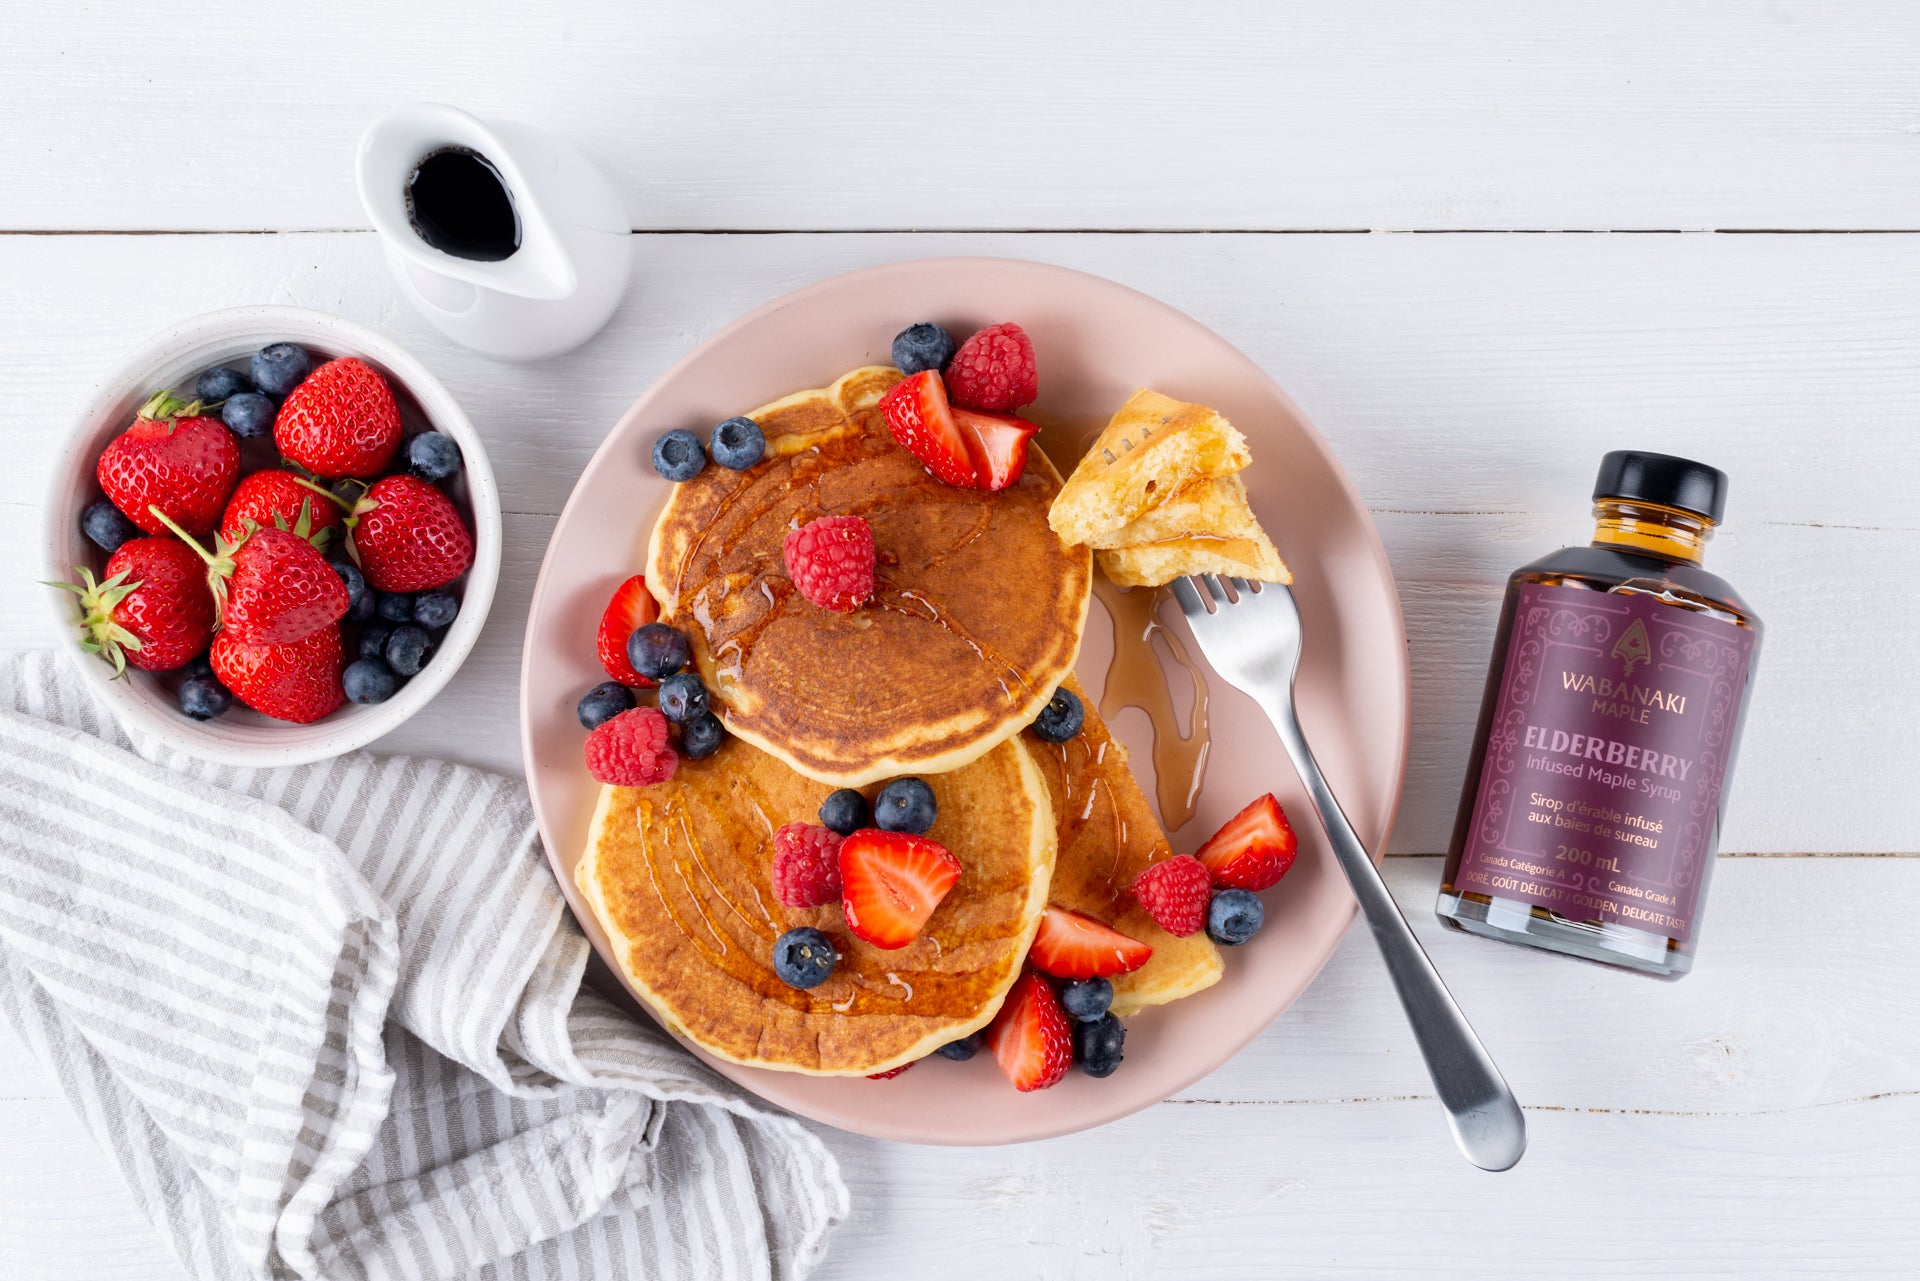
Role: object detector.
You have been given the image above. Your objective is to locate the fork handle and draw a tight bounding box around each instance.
[1259,692,1527,1171]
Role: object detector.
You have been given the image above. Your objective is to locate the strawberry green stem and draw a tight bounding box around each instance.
[288,475,358,517]
[138,389,210,425]
[147,505,236,623]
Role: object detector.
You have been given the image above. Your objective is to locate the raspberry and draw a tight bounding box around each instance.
[584,707,678,786]
[866,1062,914,1080]
[782,515,875,612]
[1130,854,1213,938]
[772,822,845,907]
[944,322,1038,411]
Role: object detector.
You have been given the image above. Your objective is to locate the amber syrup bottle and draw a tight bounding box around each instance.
[1438,452,1761,978]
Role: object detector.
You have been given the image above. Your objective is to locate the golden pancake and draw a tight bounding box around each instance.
[1022,676,1222,1016]
[647,366,1092,787]
[1048,388,1252,548]
[575,735,1055,1076]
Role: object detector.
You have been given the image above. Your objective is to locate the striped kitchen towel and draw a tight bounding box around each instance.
[0,649,847,1281]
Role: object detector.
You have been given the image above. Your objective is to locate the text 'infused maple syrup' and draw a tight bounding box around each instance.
[1437,452,1761,979]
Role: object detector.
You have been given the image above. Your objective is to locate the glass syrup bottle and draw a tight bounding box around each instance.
[1437,451,1761,978]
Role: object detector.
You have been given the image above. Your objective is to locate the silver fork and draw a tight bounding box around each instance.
[1170,573,1527,1171]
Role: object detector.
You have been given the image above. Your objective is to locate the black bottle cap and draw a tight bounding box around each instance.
[1592,451,1728,524]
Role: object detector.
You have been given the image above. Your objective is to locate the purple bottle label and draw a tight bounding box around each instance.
[1455,582,1756,945]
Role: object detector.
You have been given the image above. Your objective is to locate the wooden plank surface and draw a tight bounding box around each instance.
[3,859,1915,1279]
[3,230,1914,854]
[7,2,1920,232]
[4,4,1918,1277]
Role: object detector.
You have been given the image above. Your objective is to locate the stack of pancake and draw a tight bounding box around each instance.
[575,367,1231,1077]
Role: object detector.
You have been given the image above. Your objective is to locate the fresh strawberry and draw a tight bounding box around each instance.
[349,475,474,593]
[149,509,348,646]
[219,469,343,550]
[1195,792,1299,891]
[952,406,1038,492]
[866,1062,914,1081]
[772,822,845,907]
[1029,906,1153,979]
[96,391,240,537]
[51,537,214,675]
[272,357,403,479]
[782,515,876,612]
[945,323,1038,412]
[985,970,1072,1092]
[596,575,659,687]
[838,828,962,949]
[210,625,345,724]
[584,707,677,787]
[1130,854,1213,938]
[878,370,975,488]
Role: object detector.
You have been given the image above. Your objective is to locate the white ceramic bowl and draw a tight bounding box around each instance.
[41,306,501,766]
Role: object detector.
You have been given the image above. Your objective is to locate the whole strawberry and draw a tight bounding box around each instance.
[51,537,214,675]
[273,357,403,479]
[211,626,345,724]
[150,509,348,645]
[97,391,240,537]
[945,322,1038,412]
[219,470,343,550]
[350,475,475,593]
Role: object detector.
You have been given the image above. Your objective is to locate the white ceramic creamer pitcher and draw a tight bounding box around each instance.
[357,103,632,361]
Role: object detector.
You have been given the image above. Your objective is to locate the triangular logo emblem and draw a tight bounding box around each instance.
[1613,618,1652,678]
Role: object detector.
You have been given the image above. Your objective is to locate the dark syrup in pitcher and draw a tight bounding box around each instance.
[405,146,520,262]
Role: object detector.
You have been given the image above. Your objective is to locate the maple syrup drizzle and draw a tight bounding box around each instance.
[1092,575,1212,831]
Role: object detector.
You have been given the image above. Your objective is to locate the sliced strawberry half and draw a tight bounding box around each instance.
[952,406,1038,492]
[1028,906,1153,979]
[838,828,962,950]
[596,574,659,687]
[985,970,1073,1092]
[878,370,975,488]
[1195,792,1299,891]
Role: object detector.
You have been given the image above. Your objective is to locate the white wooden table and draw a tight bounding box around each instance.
[4,5,1918,1277]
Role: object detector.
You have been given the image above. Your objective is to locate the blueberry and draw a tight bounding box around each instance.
[935,1031,983,1062]
[195,366,251,403]
[412,588,459,630]
[377,592,416,623]
[1073,1013,1125,1078]
[772,927,838,989]
[651,428,707,483]
[1060,977,1114,1024]
[384,623,433,676]
[626,622,690,681]
[177,675,231,721]
[180,653,214,680]
[577,680,636,730]
[406,431,463,481]
[708,416,765,471]
[249,342,311,397]
[81,499,140,554]
[220,392,276,440]
[818,788,870,836]
[1029,686,1085,744]
[891,323,956,375]
[873,777,937,835]
[357,622,395,662]
[656,672,708,724]
[1206,888,1265,947]
[680,711,726,760]
[342,658,398,705]
[332,560,373,624]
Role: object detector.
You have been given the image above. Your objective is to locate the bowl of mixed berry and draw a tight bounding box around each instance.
[41,306,501,765]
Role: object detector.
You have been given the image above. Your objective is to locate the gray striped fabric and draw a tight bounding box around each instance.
[0,649,846,1281]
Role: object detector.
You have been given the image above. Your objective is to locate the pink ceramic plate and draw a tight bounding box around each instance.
[521,258,1408,1145]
